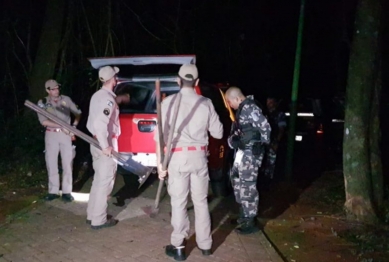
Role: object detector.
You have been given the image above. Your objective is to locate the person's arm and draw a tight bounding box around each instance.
[93,98,113,156]
[41,120,61,128]
[67,97,82,126]
[207,100,223,139]
[248,105,271,144]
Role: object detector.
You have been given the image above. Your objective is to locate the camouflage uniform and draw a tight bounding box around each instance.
[264,110,286,179]
[228,95,271,221]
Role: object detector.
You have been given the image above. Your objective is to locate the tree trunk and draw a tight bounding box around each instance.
[369,63,383,209]
[343,0,381,223]
[28,0,66,102]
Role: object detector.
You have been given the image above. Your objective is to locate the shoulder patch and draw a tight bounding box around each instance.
[107,100,113,107]
[103,108,110,116]
[251,110,260,121]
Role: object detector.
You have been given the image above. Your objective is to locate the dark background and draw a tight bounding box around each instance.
[0,0,388,177]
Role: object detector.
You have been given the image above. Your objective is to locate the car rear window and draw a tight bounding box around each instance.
[115,81,179,113]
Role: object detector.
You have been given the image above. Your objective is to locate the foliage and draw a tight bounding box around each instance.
[0,112,47,189]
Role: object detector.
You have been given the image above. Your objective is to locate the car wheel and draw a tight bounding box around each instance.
[209,153,233,197]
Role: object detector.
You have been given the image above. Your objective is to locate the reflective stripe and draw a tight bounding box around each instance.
[170,146,206,152]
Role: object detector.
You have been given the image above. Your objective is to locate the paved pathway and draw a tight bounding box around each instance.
[0,174,284,262]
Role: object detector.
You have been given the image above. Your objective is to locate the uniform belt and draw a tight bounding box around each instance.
[170,146,206,152]
[46,128,62,132]
[93,135,119,139]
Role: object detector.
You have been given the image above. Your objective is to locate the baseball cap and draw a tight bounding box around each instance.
[45,79,61,90]
[178,64,198,81]
[98,66,120,82]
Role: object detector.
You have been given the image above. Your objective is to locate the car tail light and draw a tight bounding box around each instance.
[138,120,156,132]
[317,124,324,134]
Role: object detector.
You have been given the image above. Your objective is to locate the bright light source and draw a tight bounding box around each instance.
[71,192,90,202]
[285,112,314,117]
[295,135,303,141]
[317,130,323,134]
[332,119,344,123]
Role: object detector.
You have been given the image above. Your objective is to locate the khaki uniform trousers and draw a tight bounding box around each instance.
[45,131,73,194]
[87,145,117,226]
[168,152,212,250]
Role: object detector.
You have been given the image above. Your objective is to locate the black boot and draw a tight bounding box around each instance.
[235,217,259,235]
[230,207,245,225]
[165,244,186,261]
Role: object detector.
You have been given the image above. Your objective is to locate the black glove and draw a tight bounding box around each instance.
[228,134,240,149]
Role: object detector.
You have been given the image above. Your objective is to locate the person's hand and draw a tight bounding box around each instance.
[157,163,168,180]
[61,128,71,135]
[102,146,113,157]
[227,134,240,149]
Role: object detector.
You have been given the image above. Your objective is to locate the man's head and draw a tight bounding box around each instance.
[266,97,278,111]
[225,86,245,110]
[99,66,119,88]
[115,93,130,105]
[45,79,61,98]
[177,64,199,88]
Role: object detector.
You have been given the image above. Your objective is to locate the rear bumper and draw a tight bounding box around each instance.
[121,153,157,167]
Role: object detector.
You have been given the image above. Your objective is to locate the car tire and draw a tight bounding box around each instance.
[209,153,233,197]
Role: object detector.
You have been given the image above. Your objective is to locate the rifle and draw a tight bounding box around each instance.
[24,100,152,188]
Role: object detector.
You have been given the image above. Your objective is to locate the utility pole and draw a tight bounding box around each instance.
[285,0,306,181]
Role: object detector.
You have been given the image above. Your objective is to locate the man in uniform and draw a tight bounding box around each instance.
[263,97,286,182]
[37,79,82,202]
[86,66,121,230]
[156,64,223,261]
[225,87,271,234]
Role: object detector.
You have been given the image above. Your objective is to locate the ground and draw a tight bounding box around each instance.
[258,171,389,262]
[1,167,389,262]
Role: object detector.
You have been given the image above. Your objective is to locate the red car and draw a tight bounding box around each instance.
[88,55,232,196]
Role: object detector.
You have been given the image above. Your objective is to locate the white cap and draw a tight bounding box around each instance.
[98,66,119,82]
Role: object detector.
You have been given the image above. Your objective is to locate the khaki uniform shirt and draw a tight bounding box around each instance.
[87,87,120,149]
[156,87,223,149]
[37,95,81,125]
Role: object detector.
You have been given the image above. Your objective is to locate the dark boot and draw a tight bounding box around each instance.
[165,244,186,261]
[44,194,60,201]
[235,218,259,235]
[230,207,245,225]
[61,194,74,202]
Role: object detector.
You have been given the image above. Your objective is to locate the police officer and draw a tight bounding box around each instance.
[156,64,223,261]
[225,87,271,234]
[263,97,286,181]
[86,66,121,230]
[37,79,82,202]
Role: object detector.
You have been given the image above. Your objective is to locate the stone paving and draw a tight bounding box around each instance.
[0,174,284,262]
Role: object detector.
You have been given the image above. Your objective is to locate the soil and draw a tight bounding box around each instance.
[259,171,389,262]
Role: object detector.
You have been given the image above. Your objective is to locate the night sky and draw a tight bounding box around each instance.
[1,0,388,118]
